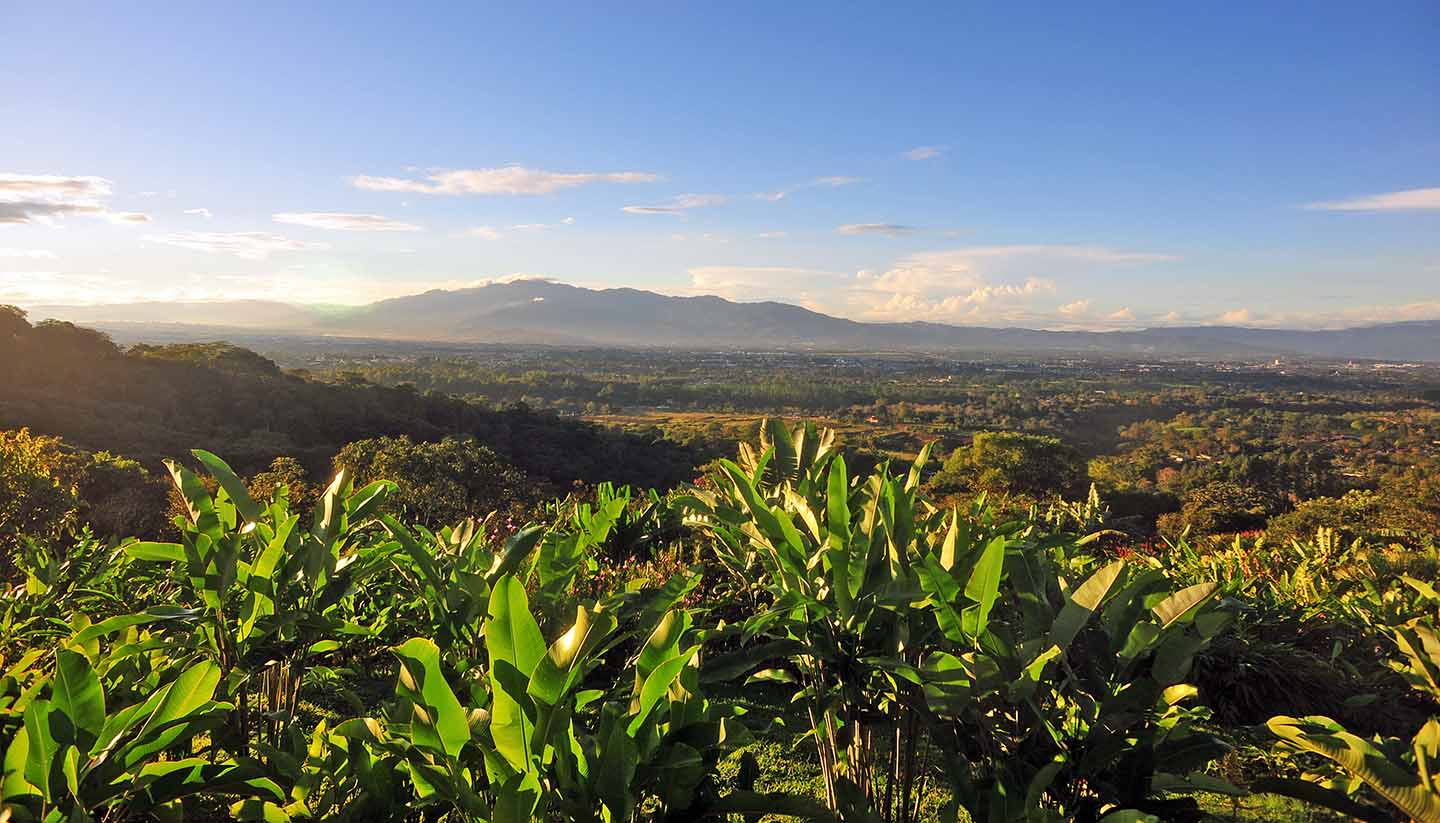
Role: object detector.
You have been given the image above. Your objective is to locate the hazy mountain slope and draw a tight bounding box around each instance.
[21,281,1440,360]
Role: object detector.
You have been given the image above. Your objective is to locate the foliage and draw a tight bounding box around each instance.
[1258,577,1440,822]
[930,431,1086,501]
[1157,480,1270,539]
[334,434,536,527]
[0,429,169,551]
[1,416,1435,822]
[685,419,1235,822]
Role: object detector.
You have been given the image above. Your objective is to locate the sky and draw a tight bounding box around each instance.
[1,2,1437,330]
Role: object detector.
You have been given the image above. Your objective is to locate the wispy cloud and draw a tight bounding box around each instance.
[904,146,944,161]
[755,176,861,202]
[274,212,422,232]
[1304,186,1440,212]
[0,248,57,259]
[103,212,151,224]
[0,173,150,226]
[184,208,213,219]
[0,174,111,200]
[836,223,917,237]
[354,165,659,196]
[756,231,788,239]
[146,231,328,260]
[510,217,575,231]
[681,266,841,306]
[622,193,727,215]
[461,226,503,240]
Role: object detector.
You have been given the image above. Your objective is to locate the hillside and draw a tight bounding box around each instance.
[0,310,700,489]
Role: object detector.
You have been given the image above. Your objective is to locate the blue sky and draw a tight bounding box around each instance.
[1,2,1436,329]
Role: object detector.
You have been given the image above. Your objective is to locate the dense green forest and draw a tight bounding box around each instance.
[3,312,1439,821]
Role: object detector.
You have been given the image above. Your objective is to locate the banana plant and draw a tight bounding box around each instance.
[313,575,787,822]
[685,420,1234,823]
[381,513,546,667]
[113,449,398,773]
[1,649,281,821]
[1261,576,1440,823]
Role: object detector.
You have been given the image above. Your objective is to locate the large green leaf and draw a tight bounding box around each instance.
[120,660,224,767]
[1049,560,1124,651]
[53,650,105,738]
[486,576,546,773]
[393,637,470,760]
[486,576,546,678]
[917,554,966,643]
[21,700,56,801]
[628,646,699,734]
[124,541,186,563]
[193,449,262,522]
[961,535,1006,640]
[1269,715,1440,823]
[1151,582,1217,629]
[528,605,617,707]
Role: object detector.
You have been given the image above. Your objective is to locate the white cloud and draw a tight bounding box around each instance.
[1304,187,1440,212]
[146,231,329,260]
[353,165,659,195]
[1220,301,1440,329]
[461,226,503,240]
[622,193,727,215]
[904,146,944,161]
[184,208,213,218]
[836,223,917,237]
[1107,307,1135,322]
[1218,308,1253,324]
[274,212,422,232]
[755,176,861,201]
[843,244,1172,325]
[560,216,575,225]
[0,173,150,226]
[757,231,788,239]
[0,248,58,259]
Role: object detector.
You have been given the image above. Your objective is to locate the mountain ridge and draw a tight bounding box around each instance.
[25,279,1440,361]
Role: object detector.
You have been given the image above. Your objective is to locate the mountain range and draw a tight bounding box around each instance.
[28,280,1440,361]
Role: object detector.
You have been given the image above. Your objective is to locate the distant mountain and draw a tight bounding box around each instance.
[30,300,326,330]
[27,280,1440,361]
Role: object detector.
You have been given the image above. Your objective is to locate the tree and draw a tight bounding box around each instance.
[930,431,1086,500]
[0,429,168,549]
[247,456,318,514]
[333,434,538,527]
[1263,490,1384,546]
[1158,480,1270,538]
[0,428,79,545]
